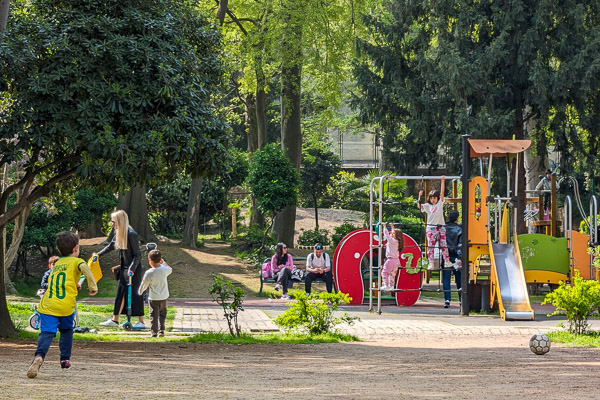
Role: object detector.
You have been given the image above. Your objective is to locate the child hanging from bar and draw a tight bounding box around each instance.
[417,176,454,270]
[380,222,404,291]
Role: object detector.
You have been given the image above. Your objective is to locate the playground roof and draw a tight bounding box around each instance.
[468,139,531,158]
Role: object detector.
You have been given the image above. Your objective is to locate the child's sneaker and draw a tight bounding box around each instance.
[60,360,71,370]
[274,283,281,291]
[27,356,44,379]
[159,331,165,337]
[99,318,118,327]
[444,300,450,308]
[281,294,291,300]
[151,333,158,338]
[380,285,391,291]
[133,321,146,329]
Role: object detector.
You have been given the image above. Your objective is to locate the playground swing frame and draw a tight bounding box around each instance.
[368,174,461,314]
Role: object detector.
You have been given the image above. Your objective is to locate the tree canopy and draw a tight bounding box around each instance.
[0,0,231,336]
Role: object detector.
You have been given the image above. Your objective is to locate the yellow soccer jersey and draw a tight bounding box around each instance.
[37,257,85,316]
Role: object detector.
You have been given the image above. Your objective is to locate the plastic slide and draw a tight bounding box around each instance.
[489,240,534,320]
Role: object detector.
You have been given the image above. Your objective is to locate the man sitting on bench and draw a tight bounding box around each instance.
[304,243,333,296]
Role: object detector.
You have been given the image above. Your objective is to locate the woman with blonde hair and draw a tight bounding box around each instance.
[97,210,145,327]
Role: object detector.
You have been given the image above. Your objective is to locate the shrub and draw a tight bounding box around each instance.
[387,215,425,243]
[331,222,361,250]
[542,271,600,334]
[298,228,330,246]
[274,291,358,335]
[208,275,245,337]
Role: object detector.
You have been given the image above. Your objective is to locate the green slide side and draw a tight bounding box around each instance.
[517,234,569,275]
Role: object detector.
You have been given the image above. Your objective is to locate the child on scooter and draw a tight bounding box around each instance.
[138,249,172,337]
[40,255,60,292]
[27,232,98,379]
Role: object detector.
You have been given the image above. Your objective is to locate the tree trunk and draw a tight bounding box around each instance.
[312,192,319,230]
[273,7,303,246]
[0,0,10,32]
[0,211,16,337]
[245,94,258,152]
[4,203,31,294]
[118,186,156,243]
[216,0,229,26]
[255,54,267,151]
[183,178,203,248]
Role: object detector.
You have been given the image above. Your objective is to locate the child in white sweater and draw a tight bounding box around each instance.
[139,249,172,337]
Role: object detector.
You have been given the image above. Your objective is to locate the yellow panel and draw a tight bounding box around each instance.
[469,244,490,281]
[524,270,568,285]
[571,230,591,280]
[468,176,488,244]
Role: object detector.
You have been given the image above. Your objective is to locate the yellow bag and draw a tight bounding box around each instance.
[87,255,103,282]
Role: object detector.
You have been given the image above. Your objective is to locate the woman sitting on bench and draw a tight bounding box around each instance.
[271,242,294,300]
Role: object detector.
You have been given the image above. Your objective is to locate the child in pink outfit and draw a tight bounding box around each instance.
[380,222,404,291]
[417,176,453,269]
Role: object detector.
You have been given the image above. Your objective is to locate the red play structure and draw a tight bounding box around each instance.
[332,229,423,306]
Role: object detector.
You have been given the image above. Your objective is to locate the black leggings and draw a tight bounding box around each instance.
[275,268,294,294]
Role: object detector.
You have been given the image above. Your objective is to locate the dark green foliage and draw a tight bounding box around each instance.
[297,228,330,247]
[330,222,361,250]
[72,189,118,232]
[247,143,300,217]
[300,146,341,228]
[20,200,74,256]
[0,0,231,189]
[353,1,600,179]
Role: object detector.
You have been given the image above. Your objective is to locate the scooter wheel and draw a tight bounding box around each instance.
[123,322,132,331]
[29,314,40,330]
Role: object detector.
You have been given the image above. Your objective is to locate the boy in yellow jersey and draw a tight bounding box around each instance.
[27,232,98,379]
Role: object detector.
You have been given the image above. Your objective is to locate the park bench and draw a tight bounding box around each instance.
[259,256,336,295]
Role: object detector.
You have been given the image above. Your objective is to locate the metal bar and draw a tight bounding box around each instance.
[377,176,386,314]
[590,195,598,280]
[369,176,377,312]
[564,196,572,278]
[461,134,471,316]
[375,175,461,181]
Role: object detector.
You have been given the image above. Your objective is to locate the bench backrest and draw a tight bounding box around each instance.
[263,256,307,270]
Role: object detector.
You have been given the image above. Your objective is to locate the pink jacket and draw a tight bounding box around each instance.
[271,253,293,274]
[383,227,399,259]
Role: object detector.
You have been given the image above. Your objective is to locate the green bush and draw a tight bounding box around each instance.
[275,291,358,335]
[298,228,330,246]
[208,275,245,337]
[542,271,600,334]
[388,215,426,243]
[331,222,361,250]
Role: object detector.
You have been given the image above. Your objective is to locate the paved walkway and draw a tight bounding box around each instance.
[169,298,595,339]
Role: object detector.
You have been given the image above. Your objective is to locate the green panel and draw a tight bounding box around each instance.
[517,234,569,275]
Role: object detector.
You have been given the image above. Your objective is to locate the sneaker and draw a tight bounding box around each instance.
[444,300,450,308]
[159,331,165,337]
[380,285,391,291]
[305,293,311,298]
[99,318,118,327]
[60,360,71,370]
[133,321,146,329]
[151,333,157,338]
[281,294,291,300]
[274,283,281,291]
[27,356,43,379]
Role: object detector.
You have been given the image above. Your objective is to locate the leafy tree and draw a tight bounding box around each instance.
[72,189,118,236]
[247,144,299,248]
[353,1,600,232]
[0,0,231,336]
[301,146,341,229]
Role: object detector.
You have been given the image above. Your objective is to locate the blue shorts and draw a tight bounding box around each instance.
[39,312,75,334]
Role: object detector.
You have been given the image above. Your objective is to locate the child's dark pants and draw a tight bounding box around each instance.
[149,299,167,334]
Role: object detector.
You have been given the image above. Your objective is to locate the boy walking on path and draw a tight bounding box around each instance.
[27,232,98,379]
[139,249,172,337]
[304,243,333,295]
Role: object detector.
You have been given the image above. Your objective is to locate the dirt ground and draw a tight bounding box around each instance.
[1,334,599,399]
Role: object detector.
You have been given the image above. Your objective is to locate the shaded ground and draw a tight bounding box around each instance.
[2,334,599,399]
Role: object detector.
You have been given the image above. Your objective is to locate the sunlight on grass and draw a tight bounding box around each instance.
[547,330,600,347]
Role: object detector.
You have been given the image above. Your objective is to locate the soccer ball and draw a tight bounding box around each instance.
[529,334,551,355]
